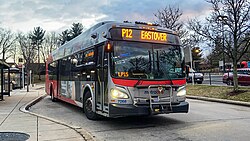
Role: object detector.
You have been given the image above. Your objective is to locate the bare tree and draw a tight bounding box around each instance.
[17,32,37,92]
[155,5,204,71]
[9,42,20,64]
[41,32,59,63]
[188,0,250,91]
[154,5,190,47]
[0,28,16,61]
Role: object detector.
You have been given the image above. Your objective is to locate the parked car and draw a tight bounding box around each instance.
[222,68,250,86]
[186,69,204,84]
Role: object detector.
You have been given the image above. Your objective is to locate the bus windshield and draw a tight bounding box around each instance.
[111,41,185,80]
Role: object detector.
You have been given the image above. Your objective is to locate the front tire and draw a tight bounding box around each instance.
[197,81,202,84]
[84,91,98,120]
[227,79,234,86]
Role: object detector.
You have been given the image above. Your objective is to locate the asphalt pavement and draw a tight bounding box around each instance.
[1,83,250,141]
[0,84,92,141]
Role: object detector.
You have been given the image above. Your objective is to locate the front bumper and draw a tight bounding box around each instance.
[109,101,189,118]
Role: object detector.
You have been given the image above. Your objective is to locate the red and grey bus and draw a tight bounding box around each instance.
[45,21,189,120]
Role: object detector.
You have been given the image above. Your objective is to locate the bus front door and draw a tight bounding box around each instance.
[96,46,109,114]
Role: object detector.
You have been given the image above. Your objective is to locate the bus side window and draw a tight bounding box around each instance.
[81,48,96,81]
[82,49,95,66]
[77,52,83,66]
[71,52,82,81]
[59,57,71,81]
[48,62,57,80]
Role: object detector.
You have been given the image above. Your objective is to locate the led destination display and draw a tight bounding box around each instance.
[111,28,180,44]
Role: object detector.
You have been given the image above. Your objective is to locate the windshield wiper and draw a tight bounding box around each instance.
[162,71,173,84]
[148,50,152,72]
[156,50,160,72]
[134,76,142,87]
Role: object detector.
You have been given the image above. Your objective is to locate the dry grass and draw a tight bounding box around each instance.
[186,85,250,102]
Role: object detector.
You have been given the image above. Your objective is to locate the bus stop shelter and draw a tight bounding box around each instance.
[9,67,22,89]
[0,61,10,101]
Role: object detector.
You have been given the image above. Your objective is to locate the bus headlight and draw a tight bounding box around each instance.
[111,88,129,99]
[177,86,186,97]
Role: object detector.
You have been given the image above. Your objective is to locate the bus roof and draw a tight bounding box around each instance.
[49,21,180,62]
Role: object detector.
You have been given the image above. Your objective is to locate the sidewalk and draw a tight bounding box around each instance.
[187,95,250,107]
[0,84,85,141]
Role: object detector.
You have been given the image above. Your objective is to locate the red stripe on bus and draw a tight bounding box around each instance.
[112,78,186,87]
[58,95,78,106]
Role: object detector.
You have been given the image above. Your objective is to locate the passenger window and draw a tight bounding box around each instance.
[48,62,57,80]
[59,57,71,81]
[82,49,95,66]
[66,49,96,81]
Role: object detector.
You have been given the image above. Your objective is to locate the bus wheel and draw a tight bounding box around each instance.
[50,87,57,102]
[84,91,98,120]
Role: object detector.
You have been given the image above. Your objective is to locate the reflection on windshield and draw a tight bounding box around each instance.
[111,41,185,80]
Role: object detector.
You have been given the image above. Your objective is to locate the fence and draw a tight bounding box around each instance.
[187,71,250,87]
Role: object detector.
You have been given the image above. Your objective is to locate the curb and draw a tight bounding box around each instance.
[20,95,95,141]
[186,95,250,107]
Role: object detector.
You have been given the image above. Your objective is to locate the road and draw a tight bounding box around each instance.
[203,74,227,86]
[30,96,250,141]
[187,74,227,86]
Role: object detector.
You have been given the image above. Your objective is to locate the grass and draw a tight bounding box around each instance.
[186,85,250,102]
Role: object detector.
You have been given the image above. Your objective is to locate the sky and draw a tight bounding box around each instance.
[0,0,211,33]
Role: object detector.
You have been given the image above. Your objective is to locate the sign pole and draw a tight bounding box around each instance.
[22,65,25,89]
[189,46,194,85]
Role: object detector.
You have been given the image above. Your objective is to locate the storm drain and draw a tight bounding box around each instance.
[0,132,30,141]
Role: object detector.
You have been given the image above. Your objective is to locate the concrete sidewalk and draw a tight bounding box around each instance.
[0,84,85,141]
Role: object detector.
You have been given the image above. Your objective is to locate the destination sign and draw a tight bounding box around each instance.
[111,28,180,44]
[121,28,167,42]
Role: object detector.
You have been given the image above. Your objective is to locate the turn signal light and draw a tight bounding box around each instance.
[105,42,113,52]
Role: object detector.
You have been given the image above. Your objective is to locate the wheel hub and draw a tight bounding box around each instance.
[85,97,93,113]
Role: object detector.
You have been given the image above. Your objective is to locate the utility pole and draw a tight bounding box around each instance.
[217,15,228,73]
[38,43,41,80]
[189,46,195,85]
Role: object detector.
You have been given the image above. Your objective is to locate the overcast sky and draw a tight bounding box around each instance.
[0,0,211,33]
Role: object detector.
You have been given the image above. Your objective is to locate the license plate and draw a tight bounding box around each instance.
[141,89,167,95]
[152,97,159,102]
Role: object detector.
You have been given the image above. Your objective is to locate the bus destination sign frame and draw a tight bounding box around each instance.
[110,28,180,44]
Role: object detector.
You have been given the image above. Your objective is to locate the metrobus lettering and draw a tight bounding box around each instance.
[141,31,167,42]
[144,90,163,95]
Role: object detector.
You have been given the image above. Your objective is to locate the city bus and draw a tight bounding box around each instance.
[45,21,189,120]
